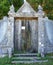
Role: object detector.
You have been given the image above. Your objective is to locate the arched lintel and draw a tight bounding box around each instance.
[14,17,38,21]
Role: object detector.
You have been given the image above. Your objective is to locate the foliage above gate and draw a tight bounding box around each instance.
[0,0,53,20]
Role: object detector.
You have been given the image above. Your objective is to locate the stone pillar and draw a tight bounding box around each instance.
[7,4,15,57]
[38,5,45,56]
[38,17,45,55]
[8,17,14,49]
[7,17,14,58]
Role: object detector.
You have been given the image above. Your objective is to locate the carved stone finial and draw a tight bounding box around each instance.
[24,0,27,3]
[8,4,15,16]
[10,4,15,13]
[38,5,43,10]
[38,5,45,17]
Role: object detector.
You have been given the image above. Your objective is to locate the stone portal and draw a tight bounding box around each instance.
[14,19,38,53]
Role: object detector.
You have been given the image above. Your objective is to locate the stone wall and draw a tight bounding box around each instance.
[8,16,14,50]
[44,18,53,53]
[0,17,8,56]
[0,16,14,58]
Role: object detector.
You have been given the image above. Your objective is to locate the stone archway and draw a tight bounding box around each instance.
[14,17,38,53]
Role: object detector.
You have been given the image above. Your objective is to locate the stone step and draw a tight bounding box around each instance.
[14,53,38,57]
[12,57,41,60]
[12,60,48,64]
[12,53,48,64]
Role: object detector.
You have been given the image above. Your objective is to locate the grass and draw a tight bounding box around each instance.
[0,56,11,65]
[0,54,53,65]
